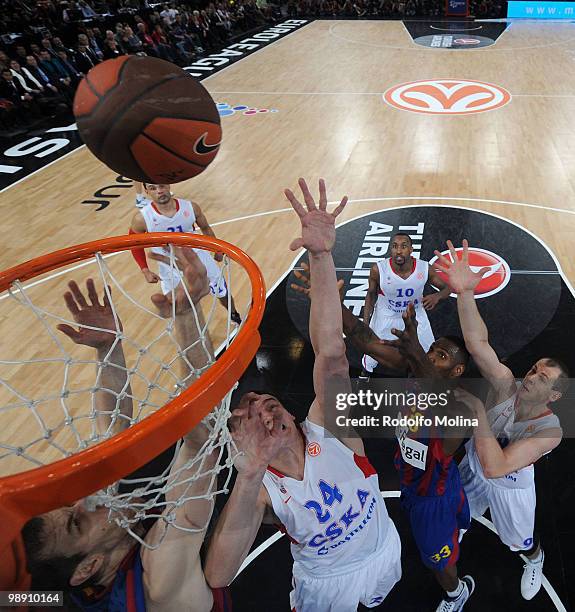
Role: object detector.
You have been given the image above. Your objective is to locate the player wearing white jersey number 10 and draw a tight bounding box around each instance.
[360,232,451,378]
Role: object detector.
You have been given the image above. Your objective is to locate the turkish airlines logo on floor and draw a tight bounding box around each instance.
[383,79,512,115]
[429,247,511,298]
[454,38,481,45]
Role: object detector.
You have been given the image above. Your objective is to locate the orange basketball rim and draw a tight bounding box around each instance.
[0,233,265,588]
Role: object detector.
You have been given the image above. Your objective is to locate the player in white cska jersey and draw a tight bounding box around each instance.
[205,179,401,611]
[361,232,450,377]
[129,183,241,324]
[435,240,569,601]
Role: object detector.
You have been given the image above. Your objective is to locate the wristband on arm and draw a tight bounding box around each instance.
[129,229,148,270]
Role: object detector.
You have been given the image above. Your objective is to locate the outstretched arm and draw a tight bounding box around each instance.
[285,179,364,454]
[381,304,436,377]
[57,279,132,435]
[454,389,562,477]
[435,240,515,401]
[149,247,214,375]
[292,264,406,371]
[362,263,379,325]
[141,247,219,606]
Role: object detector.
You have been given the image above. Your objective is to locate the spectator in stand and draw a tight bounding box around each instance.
[84,28,104,59]
[200,9,221,47]
[52,36,75,57]
[39,49,72,89]
[169,15,200,59]
[114,22,126,40]
[56,49,82,82]
[75,44,98,72]
[119,26,146,55]
[0,96,18,131]
[92,27,106,48]
[160,3,179,26]
[62,1,75,23]
[41,38,59,59]
[151,24,177,61]
[0,50,10,69]
[0,68,41,122]
[190,10,211,51]
[29,43,43,61]
[15,45,29,63]
[77,35,100,64]
[25,55,61,96]
[136,21,159,56]
[214,3,233,38]
[10,58,67,113]
[102,39,124,59]
[10,59,43,96]
[78,0,98,18]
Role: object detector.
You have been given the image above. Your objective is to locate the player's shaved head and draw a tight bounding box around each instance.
[440,335,470,368]
[427,336,469,378]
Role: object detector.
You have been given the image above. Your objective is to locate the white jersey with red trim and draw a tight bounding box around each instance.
[262,419,394,577]
[374,257,429,317]
[139,198,227,298]
[139,198,197,239]
[464,390,561,490]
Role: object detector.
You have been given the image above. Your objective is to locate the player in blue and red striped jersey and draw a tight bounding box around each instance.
[384,304,475,612]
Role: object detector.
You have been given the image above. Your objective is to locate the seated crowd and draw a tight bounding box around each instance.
[0,0,277,130]
[0,0,507,129]
[287,0,504,19]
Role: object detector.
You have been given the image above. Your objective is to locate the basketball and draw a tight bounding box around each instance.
[73,56,222,184]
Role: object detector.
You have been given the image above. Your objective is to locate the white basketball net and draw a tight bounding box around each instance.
[0,243,249,549]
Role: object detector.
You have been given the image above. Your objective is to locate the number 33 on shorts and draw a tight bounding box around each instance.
[429,545,452,564]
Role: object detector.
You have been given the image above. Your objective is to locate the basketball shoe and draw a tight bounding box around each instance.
[436,576,475,612]
[521,549,544,600]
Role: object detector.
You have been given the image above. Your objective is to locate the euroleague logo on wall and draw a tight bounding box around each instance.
[383,79,512,115]
[429,247,511,298]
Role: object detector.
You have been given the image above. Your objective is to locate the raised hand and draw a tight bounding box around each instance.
[149,247,210,317]
[284,178,348,255]
[230,393,290,475]
[381,303,421,356]
[422,292,442,311]
[433,240,490,295]
[290,261,344,300]
[57,279,120,349]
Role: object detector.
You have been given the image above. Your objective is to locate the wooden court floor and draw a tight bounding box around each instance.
[2,19,575,470]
